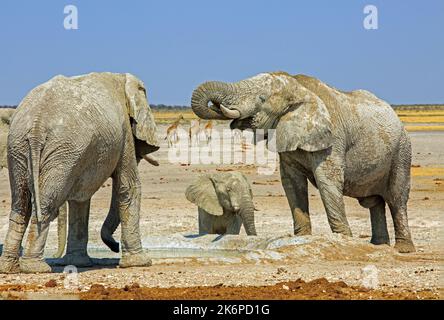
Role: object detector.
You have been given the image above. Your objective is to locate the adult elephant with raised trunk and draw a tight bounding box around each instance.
[191,72,415,253]
[0,72,159,273]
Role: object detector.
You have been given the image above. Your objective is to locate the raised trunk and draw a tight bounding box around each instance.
[191,81,239,119]
[239,195,257,236]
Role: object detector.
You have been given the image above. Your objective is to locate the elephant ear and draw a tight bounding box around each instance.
[125,73,159,150]
[237,173,253,199]
[185,175,223,216]
[274,97,333,153]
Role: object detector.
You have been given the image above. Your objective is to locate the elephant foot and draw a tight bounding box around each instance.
[119,251,152,268]
[331,227,353,237]
[0,256,20,274]
[60,253,94,267]
[294,228,312,236]
[19,258,52,273]
[394,239,416,253]
[370,237,390,246]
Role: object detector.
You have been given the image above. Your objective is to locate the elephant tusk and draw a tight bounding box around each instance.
[143,154,159,166]
[220,104,241,119]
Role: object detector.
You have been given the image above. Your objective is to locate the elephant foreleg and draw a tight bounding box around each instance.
[226,215,242,235]
[61,200,93,267]
[198,208,213,234]
[388,203,415,253]
[280,160,311,236]
[313,157,352,236]
[113,168,152,268]
[366,197,390,245]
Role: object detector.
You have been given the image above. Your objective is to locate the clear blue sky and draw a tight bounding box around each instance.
[0,0,443,105]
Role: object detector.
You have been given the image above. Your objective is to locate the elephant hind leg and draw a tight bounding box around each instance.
[0,164,32,273]
[60,200,93,267]
[359,196,390,245]
[279,159,311,236]
[20,216,52,273]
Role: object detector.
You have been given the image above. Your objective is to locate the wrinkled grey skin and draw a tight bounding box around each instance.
[1,108,68,259]
[0,72,160,273]
[54,153,158,260]
[185,172,256,235]
[1,108,159,261]
[191,72,415,253]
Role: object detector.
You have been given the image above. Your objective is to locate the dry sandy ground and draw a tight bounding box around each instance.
[0,124,442,300]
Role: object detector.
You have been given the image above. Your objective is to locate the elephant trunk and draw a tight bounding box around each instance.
[239,195,256,236]
[191,81,240,119]
[53,202,68,258]
[100,184,121,253]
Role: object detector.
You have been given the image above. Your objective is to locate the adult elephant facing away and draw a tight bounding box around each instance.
[191,72,415,253]
[0,72,159,273]
[1,108,68,260]
[1,108,159,261]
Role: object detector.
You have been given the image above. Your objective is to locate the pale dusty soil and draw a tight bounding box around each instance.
[0,125,442,300]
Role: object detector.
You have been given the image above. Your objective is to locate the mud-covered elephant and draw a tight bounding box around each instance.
[0,72,160,273]
[191,72,415,253]
[185,172,256,235]
[1,108,69,259]
[1,106,159,262]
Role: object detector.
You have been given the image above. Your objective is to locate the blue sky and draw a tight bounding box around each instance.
[0,0,443,105]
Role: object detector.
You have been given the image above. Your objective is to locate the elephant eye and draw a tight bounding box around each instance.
[258,95,266,103]
[138,86,146,95]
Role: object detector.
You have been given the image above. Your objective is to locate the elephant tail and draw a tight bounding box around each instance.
[27,122,46,224]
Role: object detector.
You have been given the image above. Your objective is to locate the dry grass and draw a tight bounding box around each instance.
[400,116,444,123]
[411,167,444,177]
[152,110,196,124]
[405,125,444,132]
[396,110,444,124]
[152,107,444,131]
[396,110,444,116]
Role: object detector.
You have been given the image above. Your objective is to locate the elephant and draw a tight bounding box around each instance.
[1,107,159,261]
[185,172,257,235]
[1,108,68,259]
[190,72,415,253]
[0,72,159,273]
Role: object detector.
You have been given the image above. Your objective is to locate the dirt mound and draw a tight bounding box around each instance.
[79,278,438,300]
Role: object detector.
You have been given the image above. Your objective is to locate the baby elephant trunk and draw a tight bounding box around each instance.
[239,195,256,236]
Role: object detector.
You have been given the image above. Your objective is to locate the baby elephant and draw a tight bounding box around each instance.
[185,172,257,235]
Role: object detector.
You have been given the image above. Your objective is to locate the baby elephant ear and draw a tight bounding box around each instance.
[185,175,223,216]
[274,97,333,153]
[125,73,159,150]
